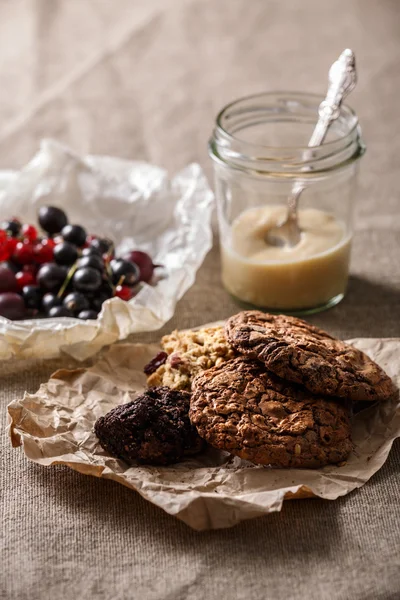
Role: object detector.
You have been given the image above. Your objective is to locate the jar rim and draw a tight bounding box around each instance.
[215,90,360,152]
[210,91,365,176]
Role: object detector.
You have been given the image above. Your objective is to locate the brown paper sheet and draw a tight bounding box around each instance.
[7,336,400,530]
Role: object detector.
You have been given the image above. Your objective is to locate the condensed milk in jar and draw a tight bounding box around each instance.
[209,92,365,314]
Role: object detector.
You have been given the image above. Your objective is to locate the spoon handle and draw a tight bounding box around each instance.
[266,50,358,248]
[289,49,357,203]
[308,48,357,148]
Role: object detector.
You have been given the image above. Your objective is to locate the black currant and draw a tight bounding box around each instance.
[90,292,111,312]
[38,206,68,235]
[82,247,102,258]
[22,285,43,310]
[90,238,113,255]
[73,267,102,293]
[48,306,74,318]
[61,224,87,247]
[63,292,90,315]
[1,219,21,237]
[110,259,139,286]
[77,255,104,272]
[37,264,68,292]
[53,242,79,266]
[42,293,62,313]
[77,309,98,320]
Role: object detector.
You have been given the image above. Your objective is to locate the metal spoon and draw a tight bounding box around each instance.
[266,49,357,248]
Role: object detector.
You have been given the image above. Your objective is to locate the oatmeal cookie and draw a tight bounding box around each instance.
[145,325,236,391]
[225,311,396,403]
[190,357,353,468]
[95,387,204,466]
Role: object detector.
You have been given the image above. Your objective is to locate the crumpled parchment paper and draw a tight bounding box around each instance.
[0,139,214,360]
[7,334,400,531]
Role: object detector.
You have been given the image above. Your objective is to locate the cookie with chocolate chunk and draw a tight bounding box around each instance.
[95,387,204,466]
[190,357,353,468]
[225,311,396,403]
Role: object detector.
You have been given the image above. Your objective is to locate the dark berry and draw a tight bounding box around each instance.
[82,246,102,258]
[61,224,87,247]
[53,242,79,266]
[22,285,43,310]
[73,267,102,293]
[42,293,62,313]
[77,254,104,272]
[90,238,113,255]
[37,263,68,292]
[90,292,111,312]
[99,281,114,296]
[143,351,168,375]
[38,206,68,235]
[63,292,90,315]
[48,306,74,318]
[0,267,18,293]
[0,292,28,320]
[121,250,159,283]
[77,310,98,320]
[110,259,139,286]
[0,261,19,274]
[1,219,21,237]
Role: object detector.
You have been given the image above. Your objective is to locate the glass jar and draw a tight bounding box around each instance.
[209,92,365,315]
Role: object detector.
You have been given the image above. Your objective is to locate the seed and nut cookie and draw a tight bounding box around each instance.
[145,325,236,391]
[95,386,204,466]
[225,311,396,403]
[190,357,353,468]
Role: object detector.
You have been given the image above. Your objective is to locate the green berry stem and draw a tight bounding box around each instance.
[57,262,79,299]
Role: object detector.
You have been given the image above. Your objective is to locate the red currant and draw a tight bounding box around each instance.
[34,242,54,264]
[6,237,18,255]
[115,285,134,301]
[0,230,7,243]
[13,241,35,264]
[0,243,9,262]
[86,235,96,246]
[16,271,35,290]
[23,264,38,275]
[22,224,38,242]
[42,237,56,249]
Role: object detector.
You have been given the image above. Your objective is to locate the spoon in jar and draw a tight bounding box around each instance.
[265,48,357,248]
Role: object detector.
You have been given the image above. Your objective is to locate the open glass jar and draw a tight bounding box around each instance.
[209,92,365,315]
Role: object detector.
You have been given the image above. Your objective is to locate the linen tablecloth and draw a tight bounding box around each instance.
[1,1,399,599]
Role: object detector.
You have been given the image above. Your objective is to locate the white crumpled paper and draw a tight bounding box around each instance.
[0,139,214,360]
[7,334,400,531]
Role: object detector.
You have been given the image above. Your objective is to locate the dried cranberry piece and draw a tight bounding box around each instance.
[169,353,183,369]
[144,351,168,375]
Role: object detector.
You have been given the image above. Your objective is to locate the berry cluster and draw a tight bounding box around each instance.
[0,206,160,320]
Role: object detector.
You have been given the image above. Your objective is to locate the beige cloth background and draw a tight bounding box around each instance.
[1,1,400,599]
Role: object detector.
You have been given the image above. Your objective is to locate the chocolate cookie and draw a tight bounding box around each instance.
[190,357,353,468]
[95,387,204,466]
[225,311,396,403]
